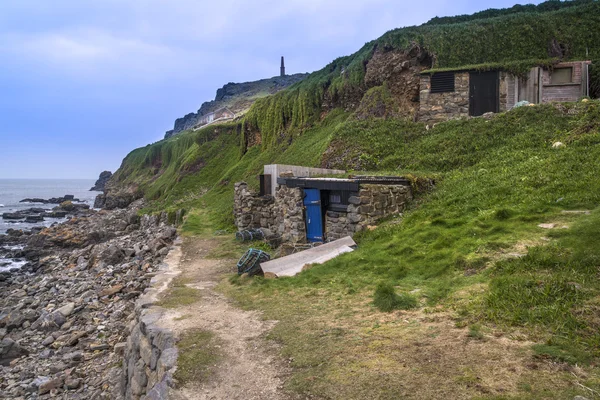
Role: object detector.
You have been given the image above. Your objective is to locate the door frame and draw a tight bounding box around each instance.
[469,70,500,116]
[303,188,324,242]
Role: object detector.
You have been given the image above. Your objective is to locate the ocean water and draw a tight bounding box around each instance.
[0,179,99,272]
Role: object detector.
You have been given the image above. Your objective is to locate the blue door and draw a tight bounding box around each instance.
[303,189,323,242]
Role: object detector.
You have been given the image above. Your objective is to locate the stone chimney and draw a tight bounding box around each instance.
[280,56,285,77]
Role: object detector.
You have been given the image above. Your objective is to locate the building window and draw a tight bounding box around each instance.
[550,67,573,85]
[430,72,455,93]
[329,192,342,204]
[327,190,354,212]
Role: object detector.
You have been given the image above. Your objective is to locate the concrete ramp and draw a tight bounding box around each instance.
[261,236,356,277]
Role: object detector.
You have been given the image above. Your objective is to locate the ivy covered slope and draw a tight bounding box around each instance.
[110,109,350,227]
[244,0,600,143]
[110,0,600,227]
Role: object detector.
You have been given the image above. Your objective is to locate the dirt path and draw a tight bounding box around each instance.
[160,237,294,400]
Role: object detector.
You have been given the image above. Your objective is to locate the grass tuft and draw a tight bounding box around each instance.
[373,282,418,312]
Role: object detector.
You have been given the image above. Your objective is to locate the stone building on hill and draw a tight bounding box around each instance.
[418,60,592,123]
[234,165,415,244]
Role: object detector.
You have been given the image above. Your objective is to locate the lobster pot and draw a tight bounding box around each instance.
[235,229,265,242]
[236,248,271,276]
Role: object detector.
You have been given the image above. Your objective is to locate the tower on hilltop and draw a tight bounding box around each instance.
[280,56,285,77]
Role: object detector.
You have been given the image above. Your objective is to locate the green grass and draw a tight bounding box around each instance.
[112,92,600,398]
[373,282,418,312]
[241,1,600,146]
[156,277,202,309]
[105,3,600,396]
[113,109,349,232]
[483,207,600,363]
[173,330,221,385]
[215,101,600,398]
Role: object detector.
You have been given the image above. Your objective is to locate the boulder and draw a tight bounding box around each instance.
[32,310,67,332]
[0,338,29,366]
[43,211,68,218]
[99,284,124,297]
[65,377,81,390]
[38,377,63,394]
[56,302,75,317]
[93,194,106,209]
[59,201,75,211]
[100,244,124,265]
[2,213,25,220]
[25,215,44,223]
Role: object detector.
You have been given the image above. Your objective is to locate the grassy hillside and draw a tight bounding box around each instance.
[243,1,600,147]
[223,101,600,399]
[112,1,600,221]
[108,3,600,397]
[116,99,600,398]
[111,109,351,228]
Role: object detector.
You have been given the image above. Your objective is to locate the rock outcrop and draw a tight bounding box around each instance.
[165,73,309,138]
[19,195,80,205]
[90,171,113,192]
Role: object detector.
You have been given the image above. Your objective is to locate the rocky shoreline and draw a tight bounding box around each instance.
[0,199,178,398]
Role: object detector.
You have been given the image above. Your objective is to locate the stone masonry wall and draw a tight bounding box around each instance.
[234,182,305,243]
[119,215,181,400]
[418,72,469,123]
[235,182,412,243]
[325,184,413,241]
[272,185,306,243]
[234,182,275,231]
[122,307,177,399]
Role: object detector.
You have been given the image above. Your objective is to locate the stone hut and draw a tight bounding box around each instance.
[418,60,592,123]
[234,173,413,244]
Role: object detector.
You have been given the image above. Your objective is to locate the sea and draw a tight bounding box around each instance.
[0,179,99,272]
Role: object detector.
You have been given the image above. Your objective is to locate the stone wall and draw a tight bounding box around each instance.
[119,217,181,400]
[326,184,413,240]
[235,181,412,243]
[272,185,305,243]
[233,182,275,231]
[121,307,177,399]
[541,61,587,102]
[418,72,469,123]
[234,182,306,243]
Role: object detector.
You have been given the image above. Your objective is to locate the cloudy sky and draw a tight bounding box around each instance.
[0,0,541,179]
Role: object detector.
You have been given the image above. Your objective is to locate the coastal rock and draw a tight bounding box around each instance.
[38,376,63,394]
[65,377,81,389]
[167,73,309,138]
[90,171,113,191]
[2,213,25,220]
[100,244,125,265]
[93,193,106,209]
[43,210,68,218]
[32,310,67,331]
[0,198,178,399]
[56,302,75,317]
[19,195,79,204]
[0,338,29,366]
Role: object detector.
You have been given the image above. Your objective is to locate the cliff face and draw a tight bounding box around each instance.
[166,73,308,138]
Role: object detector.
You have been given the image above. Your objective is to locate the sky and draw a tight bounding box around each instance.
[0,0,542,179]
